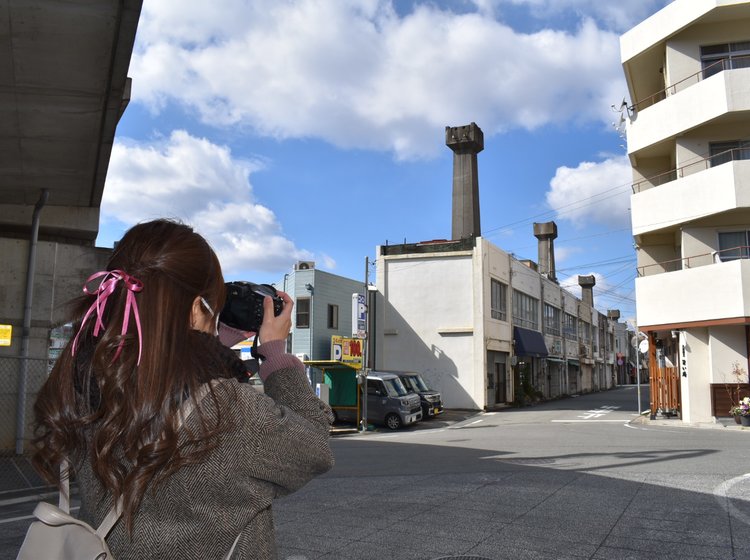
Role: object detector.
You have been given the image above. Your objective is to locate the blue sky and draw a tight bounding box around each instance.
[97,0,674,324]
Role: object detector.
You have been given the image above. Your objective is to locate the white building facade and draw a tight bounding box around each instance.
[622,0,750,422]
[373,237,621,410]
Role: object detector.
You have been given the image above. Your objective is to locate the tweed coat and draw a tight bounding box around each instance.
[76,339,334,560]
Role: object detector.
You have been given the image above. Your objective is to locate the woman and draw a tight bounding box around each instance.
[32,219,334,559]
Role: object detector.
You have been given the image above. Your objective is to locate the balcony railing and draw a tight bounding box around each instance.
[637,246,750,277]
[630,55,750,113]
[632,146,750,193]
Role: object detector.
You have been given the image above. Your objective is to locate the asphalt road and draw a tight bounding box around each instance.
[3,386,750,559]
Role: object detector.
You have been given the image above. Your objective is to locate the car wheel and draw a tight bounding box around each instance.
[385,413,402,430]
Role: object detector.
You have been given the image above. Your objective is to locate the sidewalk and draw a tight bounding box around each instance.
[631,412,750,431]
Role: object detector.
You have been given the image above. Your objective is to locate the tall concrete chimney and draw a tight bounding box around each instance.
[446,122,483,240]
[533,221,558,282]
[578,275,596,307]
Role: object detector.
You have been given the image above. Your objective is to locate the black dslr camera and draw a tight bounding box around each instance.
[220,282,284,333]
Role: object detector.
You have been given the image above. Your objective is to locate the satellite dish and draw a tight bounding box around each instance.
[638,339,649,354]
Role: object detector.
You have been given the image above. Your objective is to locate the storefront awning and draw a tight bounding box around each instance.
[513,327,549,358]
[567,358,580,366]
[546,357,565,363]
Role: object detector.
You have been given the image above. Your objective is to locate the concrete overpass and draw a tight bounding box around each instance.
[0,0,143,452]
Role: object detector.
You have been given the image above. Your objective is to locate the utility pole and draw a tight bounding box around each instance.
[359,257,370,433]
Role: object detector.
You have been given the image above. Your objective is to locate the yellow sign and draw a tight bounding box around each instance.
[331,336,363,368]
[0,324,12,347]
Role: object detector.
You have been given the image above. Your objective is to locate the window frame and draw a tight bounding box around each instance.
[327,303,339,330]
[512,289,539,331]
[296,297,311,329]
[543,303,561,336]
[490,279,508,322]
[701,41,750,79]
[563,313,577,341]
[718,230,750,261]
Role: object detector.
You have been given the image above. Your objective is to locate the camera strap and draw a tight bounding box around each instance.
[250,335,266,363]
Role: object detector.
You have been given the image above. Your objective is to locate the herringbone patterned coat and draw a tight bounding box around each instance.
[77,340,334,559]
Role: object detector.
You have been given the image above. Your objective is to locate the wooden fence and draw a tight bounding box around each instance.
[710,383,750,417]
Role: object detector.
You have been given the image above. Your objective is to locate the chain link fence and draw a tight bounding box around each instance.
[0,355,50,493]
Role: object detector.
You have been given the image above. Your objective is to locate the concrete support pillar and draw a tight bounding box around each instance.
[578,275,596,307]
[446,122,483,240]
[533,221,558,282]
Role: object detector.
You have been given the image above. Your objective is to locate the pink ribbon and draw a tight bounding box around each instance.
[71,270,144,365]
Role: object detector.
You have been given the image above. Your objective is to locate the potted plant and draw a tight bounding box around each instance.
[730,405,743,424]
[738,397,750,427]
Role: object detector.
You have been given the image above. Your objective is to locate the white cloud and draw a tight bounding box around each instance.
[554,245,581,264]
[545,155,632,228]
[129,0,628,160]
[101,131,315,275]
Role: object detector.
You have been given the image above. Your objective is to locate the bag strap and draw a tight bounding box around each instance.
[58,381,217,536]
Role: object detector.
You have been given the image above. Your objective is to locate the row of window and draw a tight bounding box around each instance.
[294,299,339,330]
[490,279,599,341]
[701,41,750,79]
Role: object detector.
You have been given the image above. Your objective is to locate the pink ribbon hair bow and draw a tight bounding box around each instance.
[71,269,144,365]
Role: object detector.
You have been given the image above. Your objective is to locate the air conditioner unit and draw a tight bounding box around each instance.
[295,261,315,271]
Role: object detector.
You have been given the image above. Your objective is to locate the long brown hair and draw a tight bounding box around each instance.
[33,219,227,531]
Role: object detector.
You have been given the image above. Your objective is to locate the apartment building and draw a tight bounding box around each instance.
[622,0,750,422]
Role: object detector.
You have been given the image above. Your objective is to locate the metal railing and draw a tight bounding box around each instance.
[632,146,750,193]
[637,246,750,277]
[631,55,750,113]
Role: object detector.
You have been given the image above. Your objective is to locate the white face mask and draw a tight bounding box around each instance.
[199,296,220,336]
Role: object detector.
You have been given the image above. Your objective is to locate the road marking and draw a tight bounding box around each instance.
[551,419,627,423]
[576,405,620,420]
[466,419,483,426]
[713,473,750,527]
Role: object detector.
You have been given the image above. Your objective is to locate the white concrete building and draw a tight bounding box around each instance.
[372,235,620,410]
[622,0,750,422]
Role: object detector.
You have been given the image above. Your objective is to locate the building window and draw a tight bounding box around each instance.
[709,140,750,167]
[296,298,310,328]
[543,304,560,336]
[563,313,577,341]
[512,290,539,330]
[490,279,507,321]
[701,41,750,79]
[579,321,591,343]
[327,304,339,329]
[718,231,750,261]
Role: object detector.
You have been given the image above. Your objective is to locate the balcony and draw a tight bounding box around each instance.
[627,66,750,155]
[631,158,750,236]
[630,56,750,113]
[635,258,750,327]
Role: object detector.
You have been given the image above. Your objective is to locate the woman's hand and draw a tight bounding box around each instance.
[257,291,293,344]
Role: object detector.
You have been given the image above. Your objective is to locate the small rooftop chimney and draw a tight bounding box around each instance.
[533,221,558,282]
[578,275,596,307]
[446,122,483,240]
[607,309,621,321]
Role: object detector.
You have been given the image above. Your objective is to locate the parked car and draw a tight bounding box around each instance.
[396,372,444,418]
[335,372,422,430]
